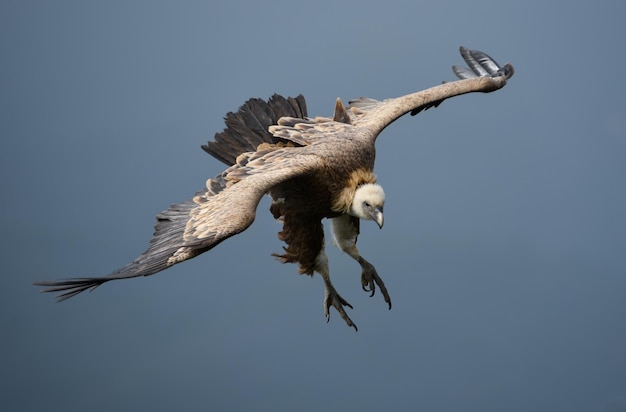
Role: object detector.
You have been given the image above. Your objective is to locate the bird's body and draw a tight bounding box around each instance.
[35,47,514,330]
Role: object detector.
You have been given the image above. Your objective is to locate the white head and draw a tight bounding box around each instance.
[350,183,385,228]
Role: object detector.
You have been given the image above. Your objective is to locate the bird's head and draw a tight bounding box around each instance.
[350,183,385,228]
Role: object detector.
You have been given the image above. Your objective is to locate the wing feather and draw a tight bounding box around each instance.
[203,94,308,165]
[268,116,358,147]
[346,46,514,137]
[34,147,320,301]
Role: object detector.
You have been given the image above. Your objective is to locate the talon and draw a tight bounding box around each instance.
[361,276,376,297]
[361,261,392,309]
[324,286,358,331]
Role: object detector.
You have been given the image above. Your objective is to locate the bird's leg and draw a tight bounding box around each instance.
[331,215,392,309]
[323,280,357,331]
[315,250,357,331]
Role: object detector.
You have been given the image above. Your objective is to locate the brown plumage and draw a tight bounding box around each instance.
[34,47,514,330]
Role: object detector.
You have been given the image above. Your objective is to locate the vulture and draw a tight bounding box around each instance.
[34,47,514,330]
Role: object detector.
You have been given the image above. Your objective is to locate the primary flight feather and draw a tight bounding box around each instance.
[34,47,514,330]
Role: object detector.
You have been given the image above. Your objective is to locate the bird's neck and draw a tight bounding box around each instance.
[330,169,377,214]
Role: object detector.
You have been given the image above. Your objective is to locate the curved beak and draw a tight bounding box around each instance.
[373,207,384,229]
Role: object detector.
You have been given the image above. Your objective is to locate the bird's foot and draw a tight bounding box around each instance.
[361,261,392,309]
[324,286,357,331]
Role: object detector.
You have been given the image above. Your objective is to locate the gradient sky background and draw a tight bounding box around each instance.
[2,1,626,411]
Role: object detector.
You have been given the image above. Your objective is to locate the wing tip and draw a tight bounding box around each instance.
[33,277,106,302]
[455,46,515,81]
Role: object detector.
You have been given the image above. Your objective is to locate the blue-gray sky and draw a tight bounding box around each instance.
[3,1,626,411]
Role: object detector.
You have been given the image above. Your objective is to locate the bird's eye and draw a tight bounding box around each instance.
[364,201,370,208]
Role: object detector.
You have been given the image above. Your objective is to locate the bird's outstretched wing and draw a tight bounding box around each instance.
[202,94,307,166]
[34,145,320,301]
[347,47,514,139]
[34,47,515,303]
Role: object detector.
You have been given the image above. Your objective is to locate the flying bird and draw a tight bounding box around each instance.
[34,47,514,330]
